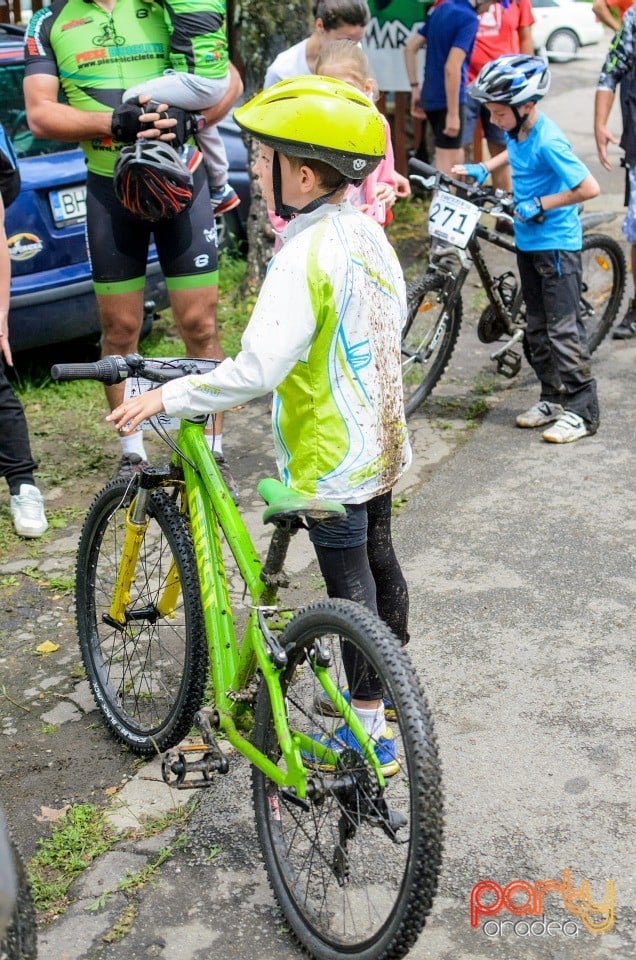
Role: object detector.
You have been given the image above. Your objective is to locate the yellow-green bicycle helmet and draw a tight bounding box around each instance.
[234,75,385,182]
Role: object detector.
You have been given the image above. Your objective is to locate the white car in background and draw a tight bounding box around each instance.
[531,0,606,61]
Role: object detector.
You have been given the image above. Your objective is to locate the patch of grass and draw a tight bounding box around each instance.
[29,804,116,916]
[40,723,57,734]
[465,398,489,422]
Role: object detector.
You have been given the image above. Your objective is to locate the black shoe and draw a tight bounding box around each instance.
[612,302,636,339]
[213,452,240,505]
[116,453,148,480]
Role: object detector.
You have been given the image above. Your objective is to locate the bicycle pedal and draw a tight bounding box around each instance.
[492,348,522,378]
[162,742,229,790]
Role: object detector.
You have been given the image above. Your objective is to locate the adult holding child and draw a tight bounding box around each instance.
[23,0,241,493]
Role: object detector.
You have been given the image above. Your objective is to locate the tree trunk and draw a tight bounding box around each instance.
[232,0,312,291]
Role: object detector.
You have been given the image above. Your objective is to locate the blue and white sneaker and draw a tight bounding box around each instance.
[314,686,396,722]
[304,724,400,778]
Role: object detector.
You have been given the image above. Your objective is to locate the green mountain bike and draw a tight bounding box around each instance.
[51,353,444,960]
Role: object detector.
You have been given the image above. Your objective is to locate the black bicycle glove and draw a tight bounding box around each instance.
[160,107,201,149]
[111,101,146,142]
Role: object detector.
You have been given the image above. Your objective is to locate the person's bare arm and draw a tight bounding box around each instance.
[539,173,601,212]
[594,87,619,170]
[518,25,534,55]
[592,0,621,32]
[443,46,466,136]
[199,63,243,127]
[404,33,426,119]
[24,74,111,142]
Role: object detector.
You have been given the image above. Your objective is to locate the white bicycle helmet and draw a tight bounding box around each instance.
[468,54,551,106]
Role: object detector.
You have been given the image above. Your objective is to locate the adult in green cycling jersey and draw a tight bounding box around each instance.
[23,0,241,481]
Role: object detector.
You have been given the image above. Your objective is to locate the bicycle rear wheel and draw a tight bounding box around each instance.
[579,233,626,352]
[402,272,463,417]
[252,599,443,960]
[75,479,207,755]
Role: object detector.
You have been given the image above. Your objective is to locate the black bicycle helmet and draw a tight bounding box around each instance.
[113,139,194,222]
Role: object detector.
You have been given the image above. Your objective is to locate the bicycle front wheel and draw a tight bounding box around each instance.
[75,479,208,755]
[252,599,443,960]
[580,233,626,352]
[402,272,463,417]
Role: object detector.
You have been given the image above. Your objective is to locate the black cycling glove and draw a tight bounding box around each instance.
[160,107,201,149]
[111,101,146,142]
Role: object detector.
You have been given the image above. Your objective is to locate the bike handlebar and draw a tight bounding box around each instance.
[408,157,515,217]
[51,353,220,386]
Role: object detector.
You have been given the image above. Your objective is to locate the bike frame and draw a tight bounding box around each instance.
[113,414,385,794]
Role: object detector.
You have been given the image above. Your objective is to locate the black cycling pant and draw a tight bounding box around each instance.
[310,490,409,702]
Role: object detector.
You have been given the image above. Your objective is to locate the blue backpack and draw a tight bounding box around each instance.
[0,123,20,208]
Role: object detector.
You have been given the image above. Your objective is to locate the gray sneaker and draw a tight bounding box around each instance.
[116,453,148,480]
[516,401,564,428]
[612,300,636,339]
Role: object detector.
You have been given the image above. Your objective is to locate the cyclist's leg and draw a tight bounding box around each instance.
[153,164,228,449]
[366,490,410,645]
[309,505,384,703]
[535,250,599,431]
[86,172,151,412]
[517,249,564,405]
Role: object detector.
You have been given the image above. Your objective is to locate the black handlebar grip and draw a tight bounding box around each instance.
[50,356,127,385]
[408,157,437,179]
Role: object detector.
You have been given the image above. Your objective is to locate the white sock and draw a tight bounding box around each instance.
[205,433,222,457]
[120,433,147,459]
[351,704,386,740]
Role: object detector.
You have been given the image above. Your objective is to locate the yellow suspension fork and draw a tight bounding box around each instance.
[107,488,180,625]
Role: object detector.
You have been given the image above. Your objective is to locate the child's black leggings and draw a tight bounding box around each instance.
[309,490,409,702]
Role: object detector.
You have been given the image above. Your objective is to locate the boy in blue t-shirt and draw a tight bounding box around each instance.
[454,54,601,443]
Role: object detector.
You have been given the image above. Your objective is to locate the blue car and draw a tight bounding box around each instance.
[0,27,249,354]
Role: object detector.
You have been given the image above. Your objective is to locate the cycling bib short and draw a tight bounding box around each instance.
[86,164,218,293]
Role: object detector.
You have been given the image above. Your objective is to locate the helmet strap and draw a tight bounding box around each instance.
[508,104,533,141]
[272,152,346,221]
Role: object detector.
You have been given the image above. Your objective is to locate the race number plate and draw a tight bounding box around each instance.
[428,191,480,249]
[123,359,181,432]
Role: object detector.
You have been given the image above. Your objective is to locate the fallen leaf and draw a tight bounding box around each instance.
[35,804,69,823]
[36,640,60,654]
[104,786,119,796]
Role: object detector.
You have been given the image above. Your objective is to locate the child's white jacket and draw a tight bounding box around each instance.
[163,201,411,503]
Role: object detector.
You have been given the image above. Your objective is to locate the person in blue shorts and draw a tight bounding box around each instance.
[404,0,498,175]
[454,55,601,443]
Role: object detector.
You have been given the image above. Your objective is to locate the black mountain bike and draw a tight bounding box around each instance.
[402,159,626,417]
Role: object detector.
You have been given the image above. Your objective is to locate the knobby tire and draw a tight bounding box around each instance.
[402,272,463,417]
[0,837,37,960]
[251,598,443,960]
[75,479,207,755]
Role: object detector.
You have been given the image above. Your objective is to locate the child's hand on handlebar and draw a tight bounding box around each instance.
[514,197,543,223]
[452,162,489,185]
[107,388,166,434]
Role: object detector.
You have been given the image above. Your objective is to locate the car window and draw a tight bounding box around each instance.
[531,0,559,7]
[0,62,79,158]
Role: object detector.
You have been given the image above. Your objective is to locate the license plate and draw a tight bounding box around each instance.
[428,190,480,249]
[49,184,87,227]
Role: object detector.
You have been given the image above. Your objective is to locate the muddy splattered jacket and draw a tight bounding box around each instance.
[162,201,412,503]
[597,4,636,165]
